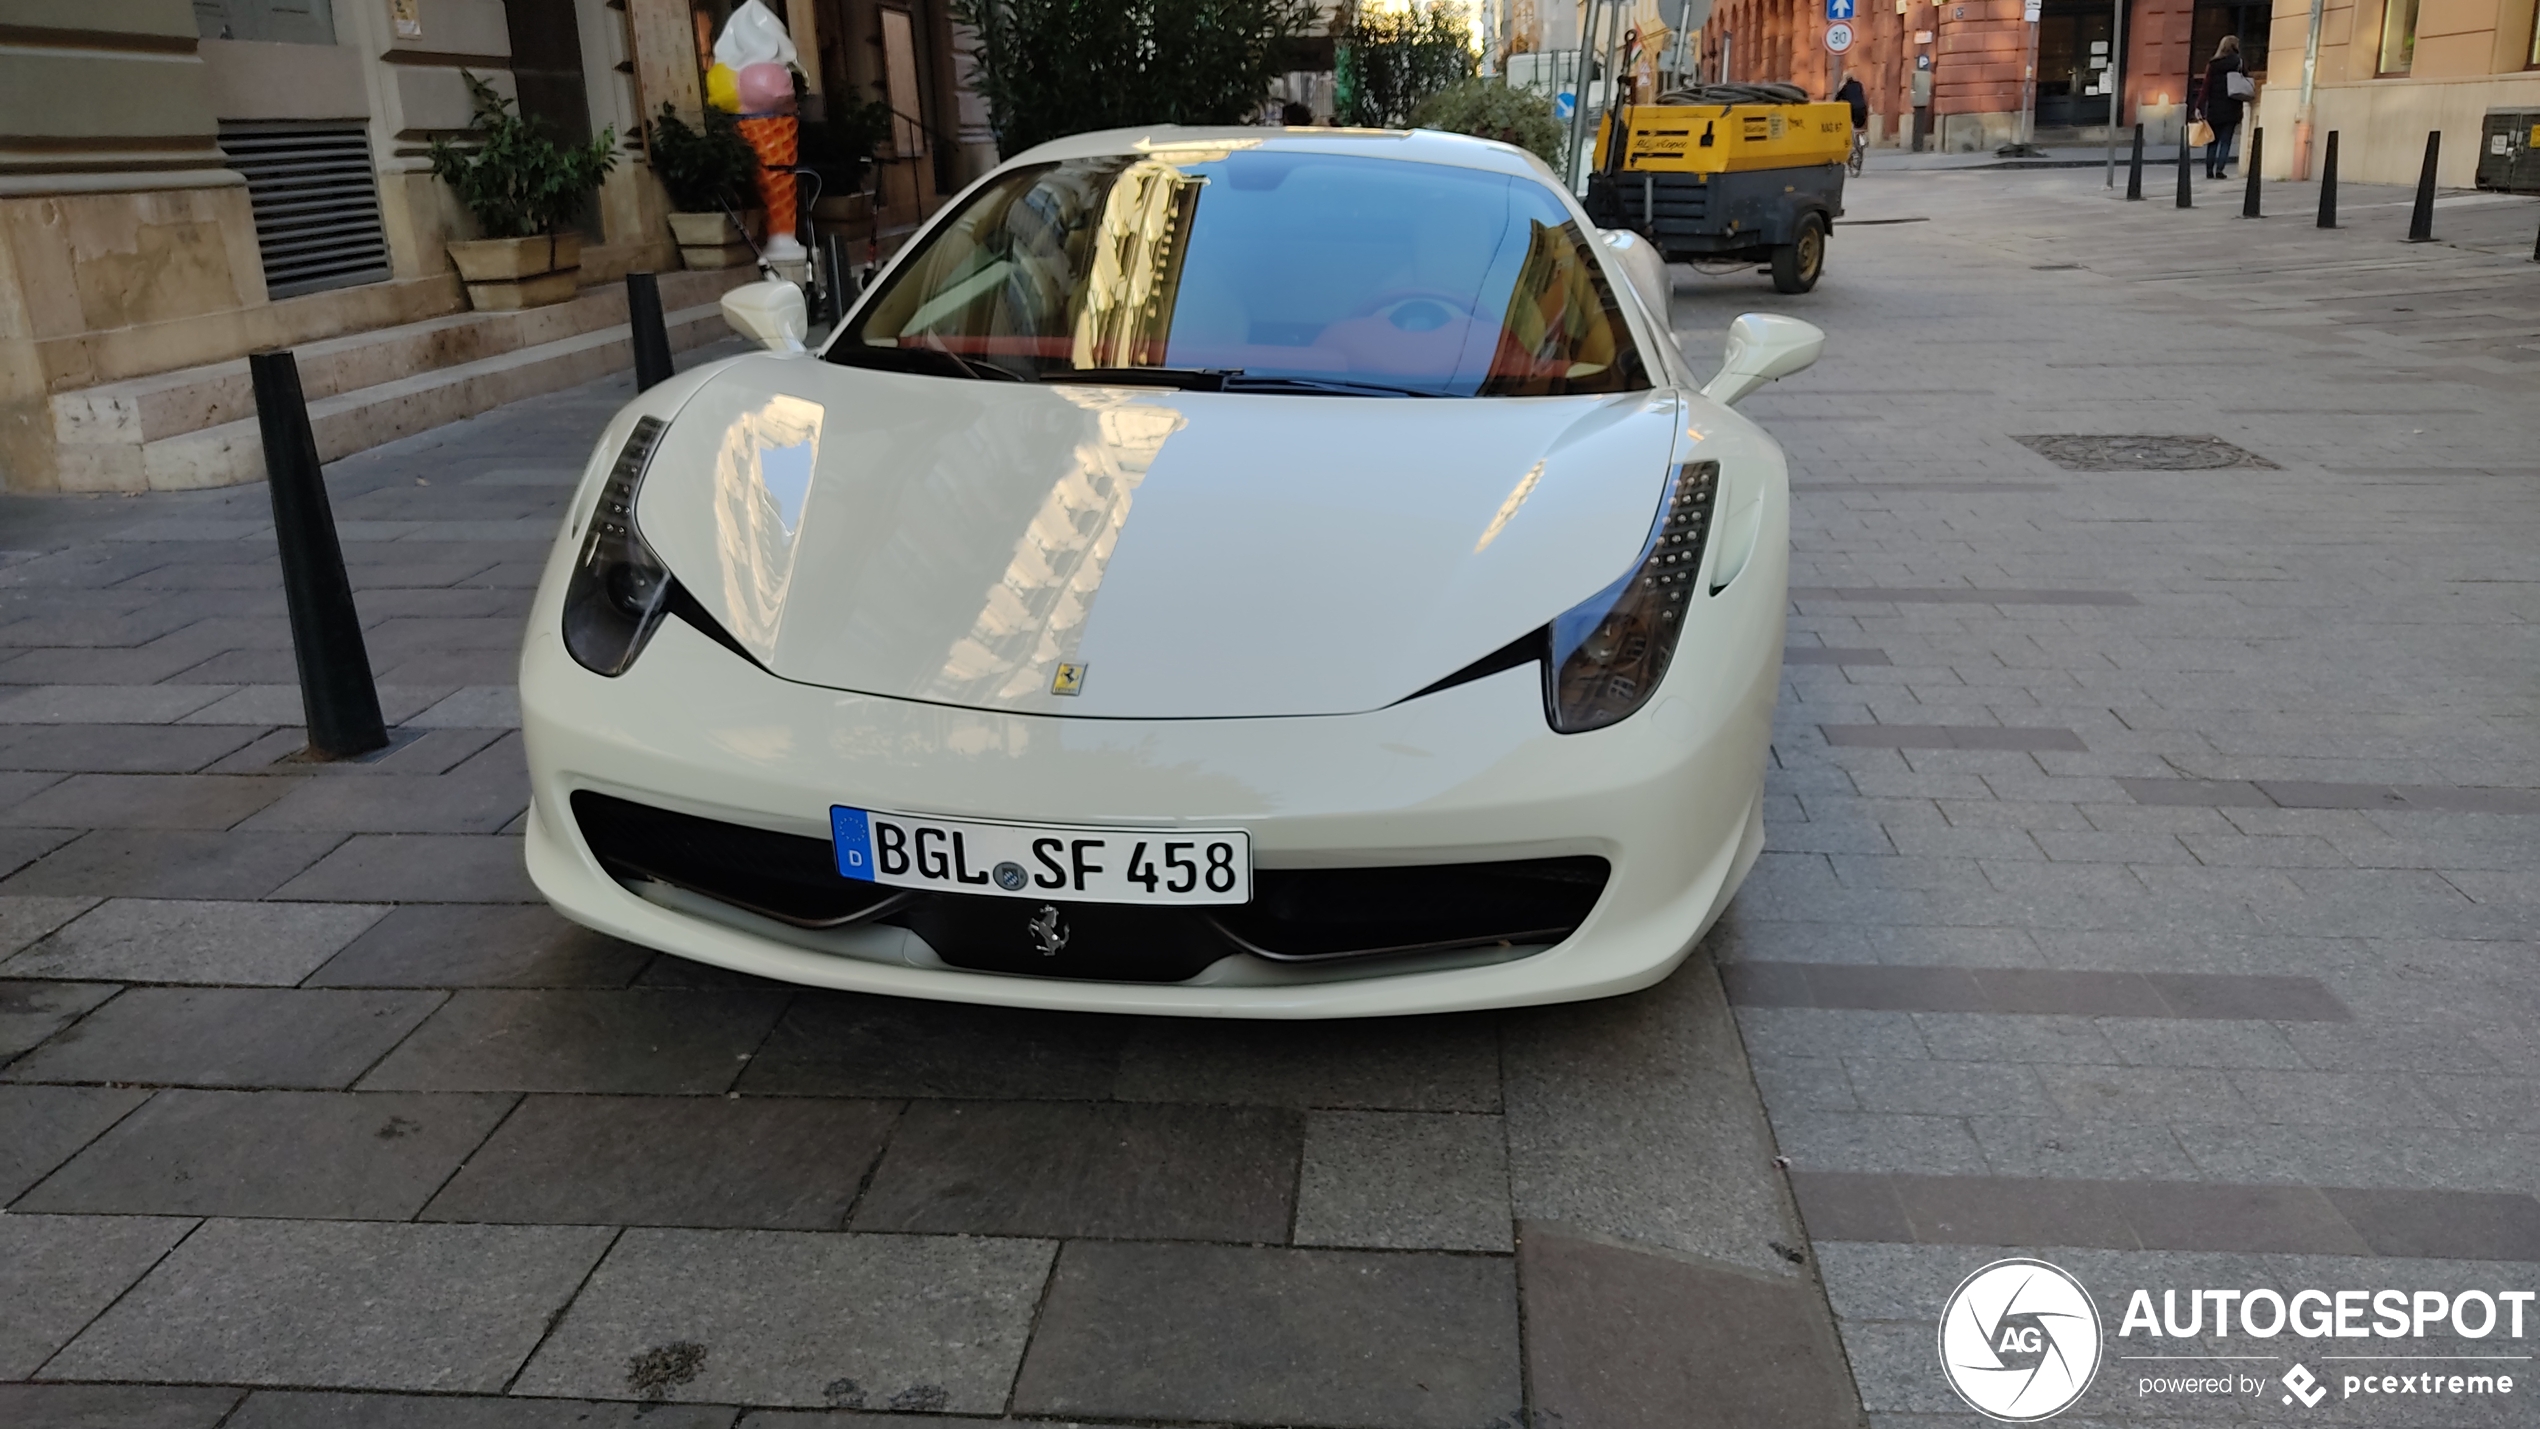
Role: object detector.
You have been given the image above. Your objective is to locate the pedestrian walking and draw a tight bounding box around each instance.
[2198,36,2250,180]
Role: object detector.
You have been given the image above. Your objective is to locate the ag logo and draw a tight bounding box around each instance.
[1939,1258,2102,1421]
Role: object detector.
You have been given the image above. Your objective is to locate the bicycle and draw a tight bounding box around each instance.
[1848,128,1868,176]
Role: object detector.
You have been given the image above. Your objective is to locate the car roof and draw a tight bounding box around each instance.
[1004,125,1561,186]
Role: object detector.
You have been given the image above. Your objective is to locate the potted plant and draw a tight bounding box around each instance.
[649,103,763,268]
[428,72,618,309]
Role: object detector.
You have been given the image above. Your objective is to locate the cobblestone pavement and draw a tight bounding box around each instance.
[0,343,1834,1421]
[1696,170,2540,1426]
[1,170,2534,1429]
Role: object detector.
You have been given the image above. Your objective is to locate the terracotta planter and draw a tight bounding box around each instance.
[447,232,582,310]
[667,210,762,270]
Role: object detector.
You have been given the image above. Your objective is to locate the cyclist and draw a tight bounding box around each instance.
[1835,73,1869,174]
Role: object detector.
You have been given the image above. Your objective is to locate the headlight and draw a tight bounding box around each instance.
[1547,459,1719,732]
[563,416,675,676]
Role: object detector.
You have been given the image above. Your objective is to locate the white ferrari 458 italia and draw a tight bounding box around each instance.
[519,125,1823,1017]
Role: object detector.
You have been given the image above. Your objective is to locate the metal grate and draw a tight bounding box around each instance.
[2014,435,2279,471]
[217,123,393,300]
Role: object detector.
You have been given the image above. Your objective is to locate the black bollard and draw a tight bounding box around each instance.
[2317,131,2339,228]
[626,272,673,392]
[2405,130,2439,242]
[249,350,387,760]
[2126,125,2145,201]
[819,231,857,327]
[2176,125,2193,208]
[2242,129,2264,217]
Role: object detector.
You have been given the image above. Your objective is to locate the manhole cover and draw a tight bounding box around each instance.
[2014,434,2278,471]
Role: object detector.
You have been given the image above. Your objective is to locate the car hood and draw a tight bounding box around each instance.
[636,356,1683,719]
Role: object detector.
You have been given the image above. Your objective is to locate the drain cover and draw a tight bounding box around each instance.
[2014,435,2277,471]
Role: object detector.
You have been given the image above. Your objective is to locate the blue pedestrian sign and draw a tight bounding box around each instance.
[1825,0,1855,18]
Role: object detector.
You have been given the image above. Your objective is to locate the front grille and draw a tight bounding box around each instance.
[569,793,1608,983]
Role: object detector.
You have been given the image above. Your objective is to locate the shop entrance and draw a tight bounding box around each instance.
[2035,0,2117,132]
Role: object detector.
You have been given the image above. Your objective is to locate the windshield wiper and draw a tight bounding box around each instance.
[1041,368,1445,398]
[830,342,1025,382]
[1218,374,1445,398]
[1042,367,1232,390]
[919,344,1026,382]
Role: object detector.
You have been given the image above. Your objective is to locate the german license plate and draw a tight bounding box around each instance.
[831,807,1251,906]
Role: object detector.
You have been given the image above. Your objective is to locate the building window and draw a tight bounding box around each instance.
[2377,0,2417,74]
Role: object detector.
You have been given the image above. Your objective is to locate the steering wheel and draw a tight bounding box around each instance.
[1344,288,1487,333]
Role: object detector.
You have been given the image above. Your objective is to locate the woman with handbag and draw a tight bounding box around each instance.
[2198,35,2252,180]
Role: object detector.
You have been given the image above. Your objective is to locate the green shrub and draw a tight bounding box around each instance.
[1409,75,1562,163]
[428,72,617,238]
[1338,3,1476,129]
[952,0,1320,159]
[647,103,758,212]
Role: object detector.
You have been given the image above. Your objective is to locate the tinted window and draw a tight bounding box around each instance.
[837,147,1648,398]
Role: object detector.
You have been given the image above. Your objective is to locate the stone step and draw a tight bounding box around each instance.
[126,295,741,492]
[53,268,752,492]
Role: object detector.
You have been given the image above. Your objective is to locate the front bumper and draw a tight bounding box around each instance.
[520,579,1782,1016]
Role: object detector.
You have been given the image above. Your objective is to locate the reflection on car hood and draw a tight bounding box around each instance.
[635,355,1682,719]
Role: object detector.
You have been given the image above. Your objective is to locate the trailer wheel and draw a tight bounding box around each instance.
[1770,214,1827,294]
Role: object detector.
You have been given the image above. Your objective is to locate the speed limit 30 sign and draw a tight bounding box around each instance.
[1825,20,1855,52]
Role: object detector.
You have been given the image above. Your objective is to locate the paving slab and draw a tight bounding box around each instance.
[421,1094,895,1230]
[1,898,386,984]
[1518,1224,1864,1429]
[0,893,94,956]
[270,834,538,902]
[1503,959,1806,1276]
[1293,1109,1513,1252]
[1009,1240,1523,1429]
[304,903,652,988]
[735,991,1124,1100]
[852,1100,1299,1242]
[358,989,789,1094]
[0,1083,150,1201]
[511,1228,1054,1412]
[0,1383,244,1428]
[0,772,292,830]
[221,1391,736,1428]
[1110,1013,1502,1111]
[18,1089,515,1219]
[2,987,443,1088]
[0,978,118,1061]
[42,1219,616,1392]
[2,829,347,899]
[0,1212,195,1377]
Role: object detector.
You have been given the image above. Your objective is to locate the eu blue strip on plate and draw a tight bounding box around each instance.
[830,806,874,880]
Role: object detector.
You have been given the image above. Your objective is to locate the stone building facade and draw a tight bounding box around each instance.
[1,0,988,493]
[2256,0,2540,185]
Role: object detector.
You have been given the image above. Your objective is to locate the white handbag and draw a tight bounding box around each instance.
[2226,71,2255,99]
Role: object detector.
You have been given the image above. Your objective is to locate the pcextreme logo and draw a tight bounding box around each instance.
[1938,1259,2103,1421]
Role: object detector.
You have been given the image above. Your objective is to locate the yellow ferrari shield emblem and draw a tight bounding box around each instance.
[1050,663,1087,696]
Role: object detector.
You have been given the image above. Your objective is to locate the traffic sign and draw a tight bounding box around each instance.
[1825,20,1855,52]
[1825,0,1855,18]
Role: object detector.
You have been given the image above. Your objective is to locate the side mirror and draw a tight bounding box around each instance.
[1699,313,1824,407]
[722,280,808,353]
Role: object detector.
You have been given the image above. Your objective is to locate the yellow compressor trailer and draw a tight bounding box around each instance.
[1582,86,1851,293]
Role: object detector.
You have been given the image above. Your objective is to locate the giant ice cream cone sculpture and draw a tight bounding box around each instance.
[712,3,806,261]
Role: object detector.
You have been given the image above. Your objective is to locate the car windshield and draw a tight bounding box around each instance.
[832,146,1649,398]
